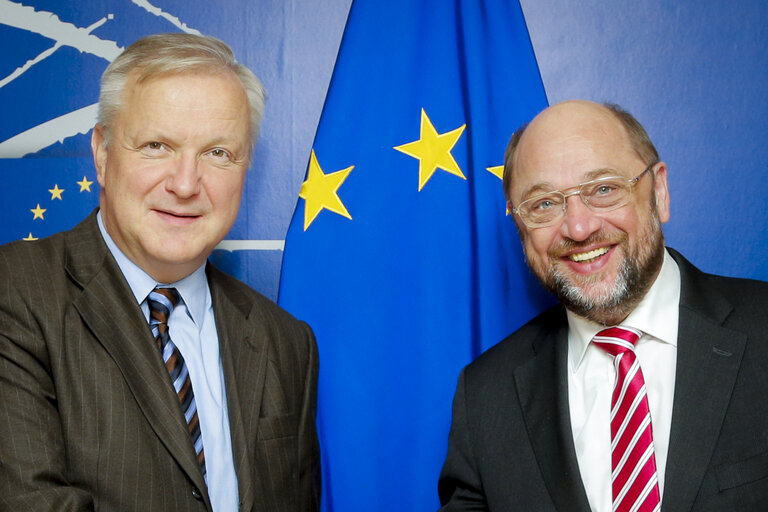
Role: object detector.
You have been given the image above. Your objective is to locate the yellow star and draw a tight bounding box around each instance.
[49,184,65,200]
[23,233,38,241]
[486,166,511,214]
[77,176,94,192]
[394,108,466,191]
[486,165,504,179]
[298,150,354,231]
[30,204,46,220]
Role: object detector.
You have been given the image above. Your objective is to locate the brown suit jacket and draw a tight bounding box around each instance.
[0,211,320,511]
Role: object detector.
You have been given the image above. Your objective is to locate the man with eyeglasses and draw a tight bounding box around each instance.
[438,100,768,511]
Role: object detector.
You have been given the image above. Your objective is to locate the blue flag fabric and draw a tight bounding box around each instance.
[278,1,554,510]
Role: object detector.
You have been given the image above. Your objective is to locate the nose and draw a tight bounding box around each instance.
[166,154,201,198]
[558,194,601,241]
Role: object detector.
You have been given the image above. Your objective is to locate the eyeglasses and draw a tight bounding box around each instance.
[508,163,656,228]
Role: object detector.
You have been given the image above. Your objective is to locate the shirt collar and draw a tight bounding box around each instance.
[171,265,209,327]
[567,248,681,372]
[97,210,209,325]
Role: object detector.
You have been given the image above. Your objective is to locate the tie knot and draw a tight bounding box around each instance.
[147,287,180,324]
[592,326,642,357]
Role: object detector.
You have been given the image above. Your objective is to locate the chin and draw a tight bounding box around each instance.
[555,273,626,312]
[145,241,206,266]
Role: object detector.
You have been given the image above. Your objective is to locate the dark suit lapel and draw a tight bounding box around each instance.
[208,266,269,512]
[662,250,745,512]
[64,213,209,503]
[514,316,592,512]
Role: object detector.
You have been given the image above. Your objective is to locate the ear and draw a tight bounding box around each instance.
[652,161,670,223]
[91,124,108,187]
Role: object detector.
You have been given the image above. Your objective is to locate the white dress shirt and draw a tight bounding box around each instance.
[567,249,681,512]
[97,212,238,512]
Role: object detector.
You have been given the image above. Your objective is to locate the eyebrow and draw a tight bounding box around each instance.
[519,167,626,200]
[583,167,624,180]
[519,183,556,200]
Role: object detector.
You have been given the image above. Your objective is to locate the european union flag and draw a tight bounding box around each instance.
[279,1,554,510]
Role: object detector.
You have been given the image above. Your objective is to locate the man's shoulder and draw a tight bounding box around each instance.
[1,210,99,263]
[670,247,768,310]
[1,225,64,254]
[0,218,103,347]
[464,304,565,379]
[701,271,768,296]
[0,227,72,282]
[693,270,768,326]
[206,264,308,330]
[206,265,317,367]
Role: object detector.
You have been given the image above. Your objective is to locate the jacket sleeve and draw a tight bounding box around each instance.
[0,253,94,511]
[438,369,489,511]
[297,322,321,512]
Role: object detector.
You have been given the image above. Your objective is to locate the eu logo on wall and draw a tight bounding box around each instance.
[0,0,202,245]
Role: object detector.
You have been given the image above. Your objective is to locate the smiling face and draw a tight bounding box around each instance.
[508,101,670,325]
[92,70,251,283]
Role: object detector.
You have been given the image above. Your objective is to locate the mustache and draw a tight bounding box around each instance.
[547,232,627,258]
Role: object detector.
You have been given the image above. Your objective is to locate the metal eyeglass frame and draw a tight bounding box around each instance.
[508,162,657,229]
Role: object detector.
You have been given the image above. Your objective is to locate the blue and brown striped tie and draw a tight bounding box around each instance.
[148,287,206,479]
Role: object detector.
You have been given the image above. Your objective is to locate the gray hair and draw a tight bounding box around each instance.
[502,102,659,201]
[97,33,265,154]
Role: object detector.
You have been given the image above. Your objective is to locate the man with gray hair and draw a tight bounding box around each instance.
[0,33,320,511]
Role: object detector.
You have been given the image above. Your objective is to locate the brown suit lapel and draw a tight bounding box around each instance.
[208,265,269,511]
[64,212,210,506]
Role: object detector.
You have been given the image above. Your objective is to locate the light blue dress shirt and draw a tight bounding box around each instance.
[97,212,238,511]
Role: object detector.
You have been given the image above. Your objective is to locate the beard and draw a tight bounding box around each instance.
[524,205,666,326]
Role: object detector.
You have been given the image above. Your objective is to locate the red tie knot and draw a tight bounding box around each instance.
[592,326,642,357]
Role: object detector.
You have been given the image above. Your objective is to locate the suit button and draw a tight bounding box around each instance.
[192,487,203,500]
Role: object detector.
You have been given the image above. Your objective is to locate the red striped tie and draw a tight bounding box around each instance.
[593,326,661,512]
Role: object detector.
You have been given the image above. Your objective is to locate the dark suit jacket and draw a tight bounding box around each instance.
[438,248,768,511]
[0,211,320,511]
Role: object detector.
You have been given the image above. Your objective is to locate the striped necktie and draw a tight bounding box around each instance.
[148,287,206,479]
[593,326,661,512]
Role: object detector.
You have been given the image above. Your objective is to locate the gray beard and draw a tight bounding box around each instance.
[550,252,642,325]
[533,211,665,326]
